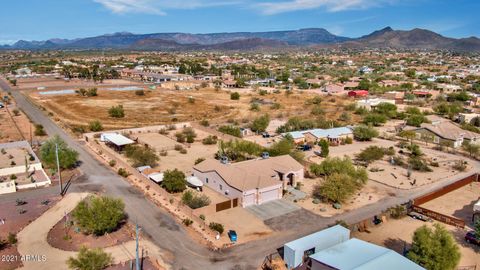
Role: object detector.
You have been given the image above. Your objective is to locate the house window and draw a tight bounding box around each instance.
[206,178,209,183]
[219,184,223,190]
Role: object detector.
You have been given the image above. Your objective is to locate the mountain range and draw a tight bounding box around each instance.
[2,27,480,52]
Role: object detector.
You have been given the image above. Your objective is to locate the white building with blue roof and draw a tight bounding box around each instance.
[283,225,424,270]
[283,127,353,144]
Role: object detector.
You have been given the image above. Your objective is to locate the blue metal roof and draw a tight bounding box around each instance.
[310,238,424,270]
[284,127,352,140]
[285,225,350,251]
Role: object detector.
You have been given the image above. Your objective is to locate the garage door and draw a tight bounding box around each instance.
[259,188,280,204]
[243,193,256,207]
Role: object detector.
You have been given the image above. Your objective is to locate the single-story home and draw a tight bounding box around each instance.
[356,98,396,111]
[284,225,424,270]
[404,115,480,148]
[193,155,304,207]
[283,127,353,145]
[348,90,369,98]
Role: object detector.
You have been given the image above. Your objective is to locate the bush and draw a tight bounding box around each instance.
[108,160,116,167]
[318,139,329,157]
[124,145,159,167]
[310,157,368,186]
[108,105,125,118]
[353,125,378,141]
[72,196,125,236]
[12,109,20,116]
[174,144,183,151]
[312,173,357,203]
[388,205,407,219]
[356,146,385,164]
[88,120,103,132]
[182,218,193,226]
[200,119,209,127]
[230,92,240,100]
[182,190,211,209]
[452,160,467,171]
[218,125,242,137]
[194,157,205,165]
[117,168,129,177]
[408,157,432,172]
[250,114,270,132]
[34,124,47,136]
[67,246,113,270]
[135,90,145,96]
[7,233,17,245]
[162,169,187,193]
[202,135,218,145]
[209,222,224,234]
[363,113,387,126]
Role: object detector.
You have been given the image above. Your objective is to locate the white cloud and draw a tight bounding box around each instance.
[256,0,395,15]
[94,0,241,15]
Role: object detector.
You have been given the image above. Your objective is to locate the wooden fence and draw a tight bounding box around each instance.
[413,174,478,205]
[411,205,465,228]
[215,198,239,212]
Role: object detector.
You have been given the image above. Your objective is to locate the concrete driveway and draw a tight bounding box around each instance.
[247,199,301,221]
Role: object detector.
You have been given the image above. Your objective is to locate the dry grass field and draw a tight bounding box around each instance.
[23,77,359,130]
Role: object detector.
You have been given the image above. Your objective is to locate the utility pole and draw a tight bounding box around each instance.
[55,143,63,195]
[136,223,140,270]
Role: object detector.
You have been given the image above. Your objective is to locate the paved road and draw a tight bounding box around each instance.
[1,77,479,270]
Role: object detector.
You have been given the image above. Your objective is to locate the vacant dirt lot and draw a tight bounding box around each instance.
[421,182,479,229]
[23,77,359,131]
[354,217,480,268]
[0,100,34,143]
[297,179,394,217]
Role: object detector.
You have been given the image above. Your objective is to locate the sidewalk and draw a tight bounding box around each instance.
[17,192,168,270]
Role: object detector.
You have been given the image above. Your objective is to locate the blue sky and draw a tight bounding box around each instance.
[1,0,479,44]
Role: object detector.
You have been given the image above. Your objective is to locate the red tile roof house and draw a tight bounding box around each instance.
[193,155,304,207]
[348,90,369,98]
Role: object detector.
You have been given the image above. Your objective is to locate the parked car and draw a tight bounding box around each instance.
[262,132,270,138]
[313,150,322,157]
[0,102,4,108]
[297,144,312,151]
[408,211,431,222]
[228,230,237,242]
[465,231,480,246]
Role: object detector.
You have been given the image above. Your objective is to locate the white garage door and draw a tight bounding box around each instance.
[243,193,256,207]
[260,188,280,204]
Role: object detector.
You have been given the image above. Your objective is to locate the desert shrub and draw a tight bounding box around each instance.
[392,155,405,166]
[310,157,368,186]
[174,144,183,151]
[67,246,112,270]
[12,109,20,116]
[408,157,432,172]
[352,125,378,141]
[135,90,145,96]
[117,168,129,177]
[108,160,116,167]
[388,205,407,219]
[200,119,209,127]
[194,157,205,165]
[162,169,186,193]
[209,222,224,234]
[108,105,125,118]
[182,218,193,226]
[72,196,125,236]
[179,148,187,154]
[312,173,357,203]
[124,145,159,167]
[356,146,385,164]
[202,135,218,145]
[250,103,260,111]
[452,160,467,171]
[250,114,270,132]
[88,120,103,132]
[230,92,240,100]
[7,233,17,245]
[182,190,211,209]
[34,124,47,136]
[363,113,387,126]
[218,125,242,137]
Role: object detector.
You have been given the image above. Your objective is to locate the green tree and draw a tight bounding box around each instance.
[162,169,187,193]
[356,146,385,164]
[72,196,125,236]
[250,114,270,133]
[406,114,427,127]
[318,139,329,157]
[407,224,460,270]
[312,173,356,203]
[462,141,480,157]
[40,135,79,169]
[310,156,368,186]
[218,125,242,137]
[34,124,47,136]
[375,102,397,118]
[67,247,112,270]
[399,130,416,146]
[268,136,295,156]
[353,125,378,141]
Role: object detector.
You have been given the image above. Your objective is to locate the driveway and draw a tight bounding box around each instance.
[247,199,301,221]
